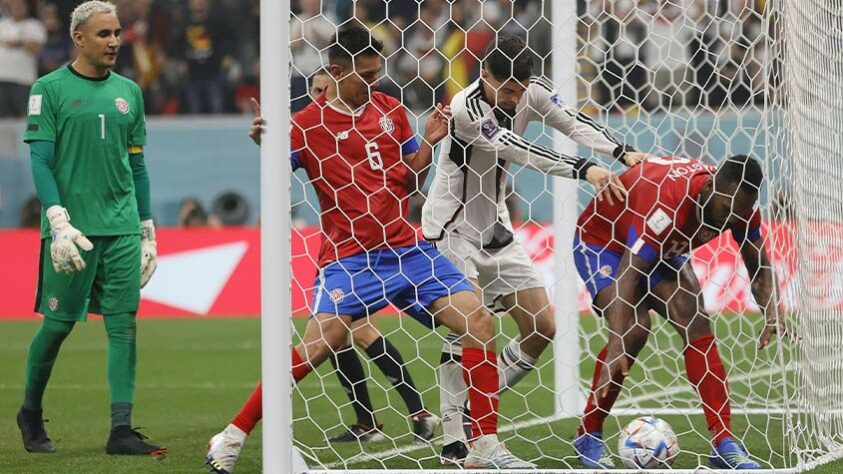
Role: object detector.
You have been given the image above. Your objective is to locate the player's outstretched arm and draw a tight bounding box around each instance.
[529,79,651,167]
[597,249,651,398]
[740,236,790,349]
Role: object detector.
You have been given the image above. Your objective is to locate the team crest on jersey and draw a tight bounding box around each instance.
[115,97,130,114]
[329,288,345,303]
[28,95,42,116]
[48,297,58,311]
[379,116,394,134]
[599,265,613,277]
[550,94,565,108]
[698,228,717,242]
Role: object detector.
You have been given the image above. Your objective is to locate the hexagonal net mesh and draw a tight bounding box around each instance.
[284,0,843,471]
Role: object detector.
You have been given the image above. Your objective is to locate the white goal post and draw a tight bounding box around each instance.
[259,0,843,472]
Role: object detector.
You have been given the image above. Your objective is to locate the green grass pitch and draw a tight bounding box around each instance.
[0,316,841,473]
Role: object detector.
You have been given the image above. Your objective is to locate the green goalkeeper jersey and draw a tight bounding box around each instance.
[24,65,146,238]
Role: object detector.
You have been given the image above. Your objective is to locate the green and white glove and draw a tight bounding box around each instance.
[46,205,94,274]
[140,219,157,288]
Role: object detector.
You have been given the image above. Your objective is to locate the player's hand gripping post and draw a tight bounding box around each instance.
[46,205,94,274]
[585,166,627,206]
[248,97,264,146]
[140,220,158,288]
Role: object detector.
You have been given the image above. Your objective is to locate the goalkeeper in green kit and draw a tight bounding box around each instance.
[16,1,165,457]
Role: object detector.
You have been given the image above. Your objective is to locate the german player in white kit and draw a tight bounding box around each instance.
[423,34,649,464]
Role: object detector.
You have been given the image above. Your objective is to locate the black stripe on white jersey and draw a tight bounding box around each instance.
[426,121,474,242]
[463,83,484,122]
[530,76,554,94]
[499,131,579,167]
[466,98,484,122]
[564,108,622,147]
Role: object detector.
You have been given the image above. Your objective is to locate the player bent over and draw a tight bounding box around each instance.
[17,1,163,457]
[573,155,784,469]
[205,23,535,473]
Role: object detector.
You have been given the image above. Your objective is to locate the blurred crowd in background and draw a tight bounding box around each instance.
[2,0,778,229]
[0,0,771,118]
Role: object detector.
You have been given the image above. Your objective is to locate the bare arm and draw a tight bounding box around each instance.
[740,236,785,349]
[596,249,652,397]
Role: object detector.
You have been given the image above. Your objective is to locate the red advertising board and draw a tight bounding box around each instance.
[0,222,805,320]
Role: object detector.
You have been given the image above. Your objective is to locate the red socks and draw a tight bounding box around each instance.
[231,382,263,434]
[685,333,732,444]
[462,347,499,438]
[579,345,635,435]
[230,348,312,435]
[292,346,312,382]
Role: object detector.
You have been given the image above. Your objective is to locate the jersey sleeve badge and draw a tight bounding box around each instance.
[646,208,672,235]
[481,119,500,139]
[28,95,42,116]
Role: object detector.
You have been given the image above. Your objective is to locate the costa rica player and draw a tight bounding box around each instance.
[572,155,786,469]
[205,23,535,473]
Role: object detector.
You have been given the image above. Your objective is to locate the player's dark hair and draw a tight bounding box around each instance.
[483,34,533,82]
[715,154,763,194]
[328,22,383,65]
[309,68,329,86]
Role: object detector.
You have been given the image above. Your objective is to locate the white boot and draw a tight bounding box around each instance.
[206,424,247,474]
[464,434,536,469]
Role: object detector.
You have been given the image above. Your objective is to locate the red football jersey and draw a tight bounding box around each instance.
[291,92,421,267]
[577,156,762,263]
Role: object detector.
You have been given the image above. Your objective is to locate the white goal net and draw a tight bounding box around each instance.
[277,0,843,471]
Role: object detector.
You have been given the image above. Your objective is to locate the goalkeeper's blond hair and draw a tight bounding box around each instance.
[69,1,117,37]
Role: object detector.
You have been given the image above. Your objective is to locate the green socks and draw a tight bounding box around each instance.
[23,318,75,411]
[23,313,139,429]
[111,402,133,428]
[104,313,137,428]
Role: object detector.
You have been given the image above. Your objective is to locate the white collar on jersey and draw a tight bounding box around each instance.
[326,98,367,117]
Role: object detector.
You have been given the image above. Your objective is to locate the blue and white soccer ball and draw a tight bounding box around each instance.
[618,416,680,469]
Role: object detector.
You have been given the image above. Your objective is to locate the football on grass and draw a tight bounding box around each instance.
[618,416,680,468]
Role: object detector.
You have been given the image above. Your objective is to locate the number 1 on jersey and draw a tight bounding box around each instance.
[365,142,383,170]
[98,114,106,140]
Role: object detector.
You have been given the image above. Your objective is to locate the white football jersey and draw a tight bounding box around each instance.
[422,77,629,248]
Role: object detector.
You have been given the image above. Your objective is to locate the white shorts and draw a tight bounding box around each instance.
[434,232,546,310]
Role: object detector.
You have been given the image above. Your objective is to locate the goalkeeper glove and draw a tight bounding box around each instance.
[46,205,94,274]
[140,219,157,288]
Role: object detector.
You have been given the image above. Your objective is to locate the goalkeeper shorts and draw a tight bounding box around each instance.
[310,242,474,328]
[35,235,141,322]
[573,236,690,300]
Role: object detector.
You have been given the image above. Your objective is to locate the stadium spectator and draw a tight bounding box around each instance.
[37,3,71,76]
[589,0,649,112]
[234,57,259,114]
[290,0,334,112]
[19,195,41,228]
[0,0,46,117]
[178,197,221,228]
[643,1,695,109]
[176,0,236,114]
